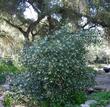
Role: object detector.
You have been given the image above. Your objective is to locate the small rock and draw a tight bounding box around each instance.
[2,84,10,90]
[86,88,94,94]
[81,100,97,107]
[0,102,4,107]
[103,67,110,73]
[85,100,97,105]
[81,104,90,107]
[106,104,110,107]
[0,96,4,101]
[15,105,25,107]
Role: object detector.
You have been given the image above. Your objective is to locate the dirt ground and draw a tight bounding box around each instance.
[95,72,110,91]
[95,70,110,107]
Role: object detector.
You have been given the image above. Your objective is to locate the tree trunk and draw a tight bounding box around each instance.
[105,28,110,43]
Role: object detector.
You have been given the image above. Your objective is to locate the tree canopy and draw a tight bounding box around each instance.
[0,0,110,43]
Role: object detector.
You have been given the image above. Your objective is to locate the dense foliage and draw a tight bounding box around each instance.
[11,28,96,106]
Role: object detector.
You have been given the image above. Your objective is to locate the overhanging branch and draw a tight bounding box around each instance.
[74,11,110,28]
[3,18,26,34]
[26,15,45,36]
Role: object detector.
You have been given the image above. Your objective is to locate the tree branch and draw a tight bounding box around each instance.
[26,15,45,36]
[3,18,26,34]
[28,1,41,14]
[74,11,110,28]
[88,24,97,30]
[82,21,90,29]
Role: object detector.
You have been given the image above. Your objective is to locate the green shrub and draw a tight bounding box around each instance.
[0,58,21,84]
[11,28,96,106]
[0,59,18,73]
[73,91,87,104]
[0,64,18,73]
[3,93,13,107]
[89,92,110,107]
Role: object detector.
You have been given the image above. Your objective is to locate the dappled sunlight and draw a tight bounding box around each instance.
[23,2,38,21]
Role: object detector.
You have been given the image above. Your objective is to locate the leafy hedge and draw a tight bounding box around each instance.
[11,28,96,106]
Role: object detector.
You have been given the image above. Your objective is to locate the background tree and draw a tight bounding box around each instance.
[0,0,109,44]
[0,0,62,43]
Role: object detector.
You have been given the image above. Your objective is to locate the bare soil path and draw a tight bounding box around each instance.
[95,73,110,91]
[95,71,110,107]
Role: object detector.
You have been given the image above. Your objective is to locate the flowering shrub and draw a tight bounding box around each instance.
[11,28,96,106]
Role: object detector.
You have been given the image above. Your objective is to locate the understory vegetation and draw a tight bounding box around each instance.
[0,26,109,107]
[0,59,18,85]
[9,28,96,107]
[89,92,110,107]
